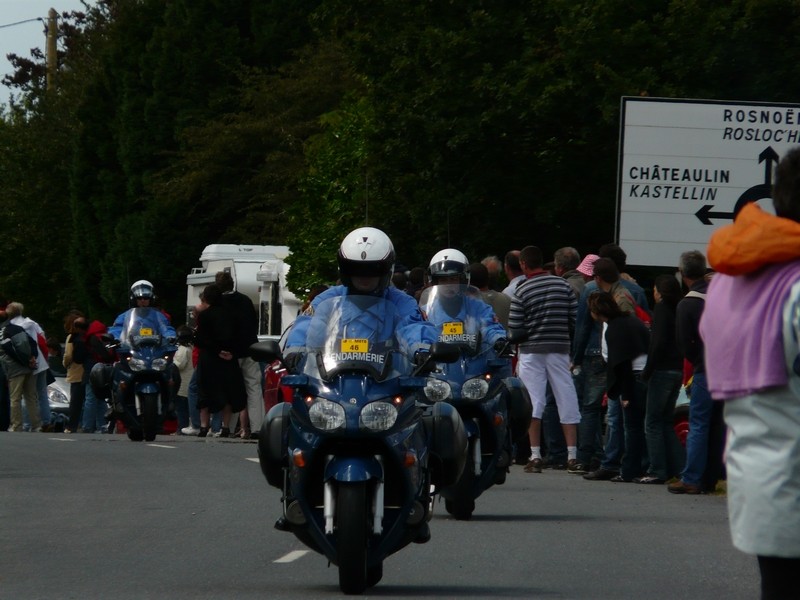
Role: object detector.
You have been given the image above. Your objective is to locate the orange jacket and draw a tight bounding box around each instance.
[707,202,800,276]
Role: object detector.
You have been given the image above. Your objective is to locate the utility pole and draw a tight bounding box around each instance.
[45,8,57,91]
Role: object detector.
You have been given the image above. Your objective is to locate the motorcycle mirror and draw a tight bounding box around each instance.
[249,340,282,363]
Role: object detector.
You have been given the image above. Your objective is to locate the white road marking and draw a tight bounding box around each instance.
[49,438,76,442]
[245,458,260,463]
[148,444,176,449]
[274,550,310,563]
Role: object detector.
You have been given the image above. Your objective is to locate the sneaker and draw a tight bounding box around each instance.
[582,468,619,481]
[198,427,209,438]
[214,428,230,438]
[667,480,702,495]
[567,460,587,475]
[181,425,201,436]
[523,458,543,473]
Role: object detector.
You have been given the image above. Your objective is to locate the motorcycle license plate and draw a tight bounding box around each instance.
[442,322,464,335]
[139,327,154,336]
[341,338,369,353]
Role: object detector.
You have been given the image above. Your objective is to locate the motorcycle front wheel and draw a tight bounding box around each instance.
[336,482,369,595]
[444,453,476,520]
[139,392,160,442]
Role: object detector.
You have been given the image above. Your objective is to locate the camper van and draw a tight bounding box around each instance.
[186,244,301,340]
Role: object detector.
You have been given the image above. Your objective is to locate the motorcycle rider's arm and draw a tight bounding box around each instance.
[107,311,127,340]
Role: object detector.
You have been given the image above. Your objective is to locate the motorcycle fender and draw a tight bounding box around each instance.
[136,382,160,395]
[324,456,382,483]
[258,402,291,489]
[503,377,533,443]
[426,402,468,488]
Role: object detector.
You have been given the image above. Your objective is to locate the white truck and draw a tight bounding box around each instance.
[185,244,301,340]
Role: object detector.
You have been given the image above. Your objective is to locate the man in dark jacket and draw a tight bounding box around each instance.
[216,271,262,438]
[668,250,723,494]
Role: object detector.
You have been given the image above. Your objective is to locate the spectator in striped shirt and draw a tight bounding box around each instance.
[509,246,581,474]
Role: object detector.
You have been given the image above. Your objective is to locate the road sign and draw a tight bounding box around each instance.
[616,97,800,266]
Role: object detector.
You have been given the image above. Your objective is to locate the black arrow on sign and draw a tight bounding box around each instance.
[695,204,735,225]
[760,146,780,186]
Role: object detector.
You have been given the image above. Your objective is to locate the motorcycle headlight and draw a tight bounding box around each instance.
[128,357,147,372]
[462,376,490,400]
[308,399,346,431]
[424,378,451,402]
[48,387,69,407]
[360,401,398,432]
[151,358,169,371]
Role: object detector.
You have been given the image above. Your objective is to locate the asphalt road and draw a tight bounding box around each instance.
[1,432,759,599]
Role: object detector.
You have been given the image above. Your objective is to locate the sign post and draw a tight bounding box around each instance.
[617,97,800,266]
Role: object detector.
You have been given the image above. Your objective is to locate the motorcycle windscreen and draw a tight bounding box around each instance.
[120,307,165,348]
[419,284,489,357]
[301,294,413,382]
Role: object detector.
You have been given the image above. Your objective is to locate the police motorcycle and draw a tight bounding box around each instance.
[94,307,178,442]
[251,294,467,595]
[420,283,532,520]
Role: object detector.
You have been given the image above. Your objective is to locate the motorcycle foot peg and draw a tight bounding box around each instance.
[274,516,291,532]
[406,501,426,526]
[285,500,306,526]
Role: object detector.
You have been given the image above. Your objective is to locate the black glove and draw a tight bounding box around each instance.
[283,352,303,371]
[493,338,509,355]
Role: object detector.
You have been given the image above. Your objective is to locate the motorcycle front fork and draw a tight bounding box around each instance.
[319,455,385,535]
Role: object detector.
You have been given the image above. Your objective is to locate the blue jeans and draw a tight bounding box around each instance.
[645,370,685,480]
[542,383,566,464]
[600,396,624,471]
[0,367,9,431]
[620,377,648,480]
[175,395,189,430]
[575,355,607,465]
[23,371,52,429]
[37,372,52,425]
[82,382,106,432]
[681,371,712,486]
[187,370,201,429]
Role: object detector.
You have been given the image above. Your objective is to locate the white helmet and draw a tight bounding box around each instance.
[129,279,155,306]
[428,248,470,285]
[337,227,395,294]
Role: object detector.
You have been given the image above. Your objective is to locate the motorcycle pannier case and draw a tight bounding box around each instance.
[427,402,468,488]
[503,377,533,443]
[257,401,291,488]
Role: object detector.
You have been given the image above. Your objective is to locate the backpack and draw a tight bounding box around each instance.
[0,322,38,367]
[85,320,117,365]
[613,286,652,328]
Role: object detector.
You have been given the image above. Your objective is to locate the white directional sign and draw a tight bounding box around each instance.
[617,97,800,266]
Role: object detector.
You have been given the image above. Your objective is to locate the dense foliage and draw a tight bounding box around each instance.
[2,0,800,335]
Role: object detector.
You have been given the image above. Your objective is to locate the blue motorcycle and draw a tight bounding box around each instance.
[252,294,467,595]
[104,308,177,442]
[421,285,532,520]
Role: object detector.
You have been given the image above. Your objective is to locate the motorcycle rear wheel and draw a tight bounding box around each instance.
[336,482,369,594]
[140,393,160,442]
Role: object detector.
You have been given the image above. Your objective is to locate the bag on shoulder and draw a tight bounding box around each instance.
[0,322,38,366]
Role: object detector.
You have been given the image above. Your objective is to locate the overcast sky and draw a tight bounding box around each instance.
[0,0,95,106]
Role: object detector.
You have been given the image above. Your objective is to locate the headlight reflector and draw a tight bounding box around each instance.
[308,399,346,431]
[462,377,489,400]
[360,401,398,431]
[128,357,147,372]
[424,378,451,401]
[151,358,169,371]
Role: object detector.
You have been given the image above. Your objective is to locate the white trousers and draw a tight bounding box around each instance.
[517,352,581,423]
